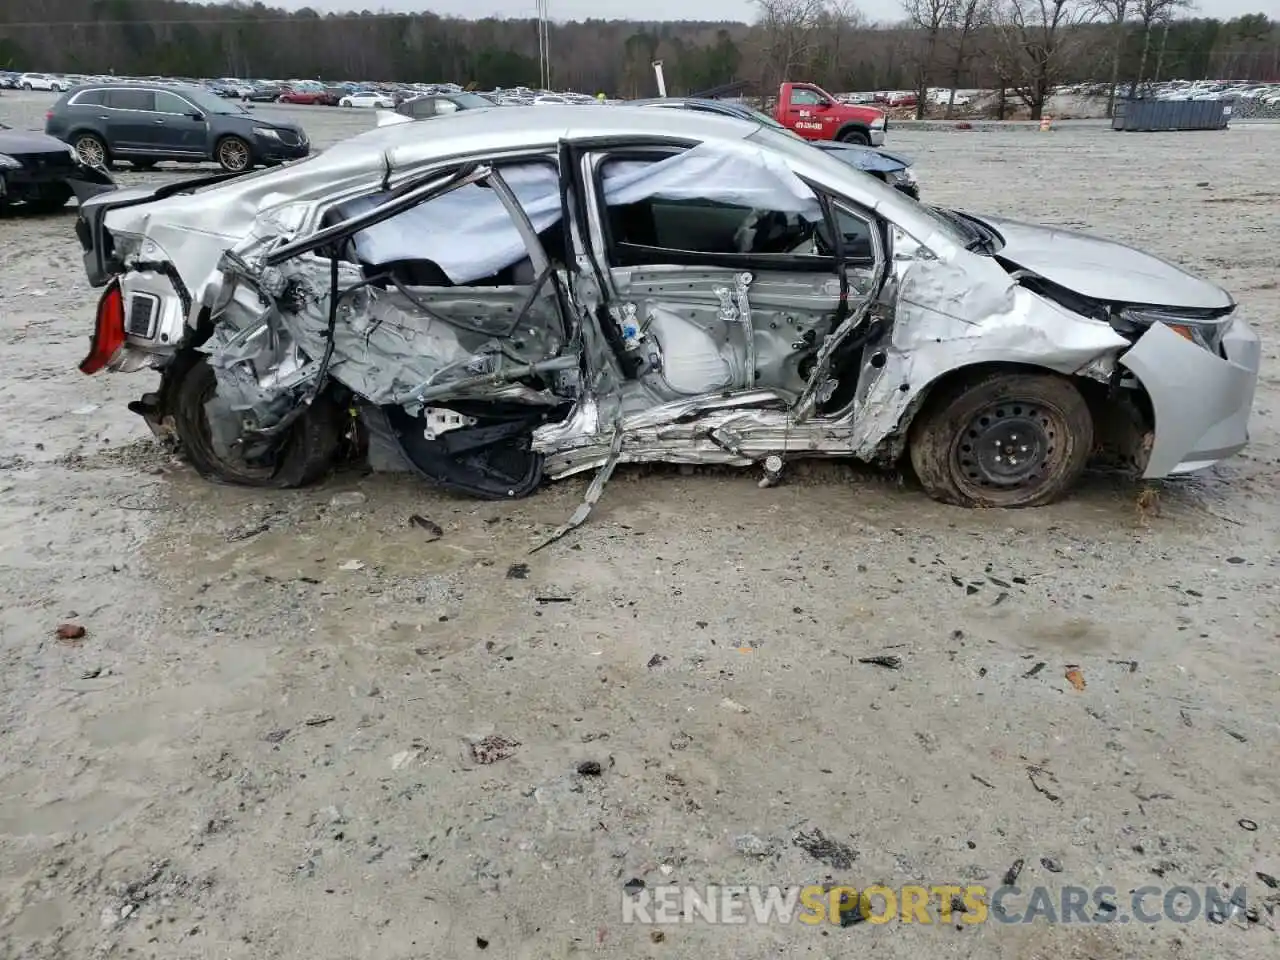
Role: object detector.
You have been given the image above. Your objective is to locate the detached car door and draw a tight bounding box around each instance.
[557,137,884,406]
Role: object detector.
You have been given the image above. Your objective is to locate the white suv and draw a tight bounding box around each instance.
[19,73,66,92]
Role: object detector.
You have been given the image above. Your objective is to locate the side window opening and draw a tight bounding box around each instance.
[789,88,824,106]
[596,145,870,269]
[321,160,563,291]
[105,89,154,111]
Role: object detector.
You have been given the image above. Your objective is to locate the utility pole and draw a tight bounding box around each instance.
[536,0,551,90]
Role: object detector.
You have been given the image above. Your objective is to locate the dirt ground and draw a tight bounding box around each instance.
[1,92,1277,959]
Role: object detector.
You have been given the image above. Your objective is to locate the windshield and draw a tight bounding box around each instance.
[181,87,249,115]
[451,93,494,109]
[736,104,787,130]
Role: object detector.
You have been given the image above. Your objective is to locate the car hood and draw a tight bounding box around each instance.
[810,140,909,174]
[0,129,71,155]
[972,214,1233,311]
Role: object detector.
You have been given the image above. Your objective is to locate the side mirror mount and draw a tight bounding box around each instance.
[816,100,833,110]
[189,111,205,121]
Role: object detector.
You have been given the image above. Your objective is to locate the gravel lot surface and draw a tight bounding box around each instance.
[1,91,1278,959]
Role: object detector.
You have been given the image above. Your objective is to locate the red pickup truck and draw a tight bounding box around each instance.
[773,82,887,146]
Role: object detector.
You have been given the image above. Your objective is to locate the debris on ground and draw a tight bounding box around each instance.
[719,697,750,714]
[857,655,902,670]
[1065,666,1086,691]
[471,735,520,764]
[1022,661,1046,678]
[1238,818,1258,832]
[792,828,858,869]
[55,623,86,643]
[329,491,367,508]
[623,878,646,896]
[505,562,530,579]
[1003,858,1025,885]
[733,834,781,859]
[576,760,603,776]
[1040,856,1063,873]
[225,521,270,542]
[338,559,365,571]
[1027,765,1062,802]
[646,654,667,668]
[970,773,996,789]
[408,515,443,540]
[304,715,335,727]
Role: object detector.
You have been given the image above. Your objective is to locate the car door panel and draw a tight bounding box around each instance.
[102,89,157,153]
[151,92,209,156]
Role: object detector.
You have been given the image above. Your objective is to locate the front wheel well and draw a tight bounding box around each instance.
[884,361,1087,464]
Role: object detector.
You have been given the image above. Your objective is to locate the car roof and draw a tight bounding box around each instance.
[347,103,757,157]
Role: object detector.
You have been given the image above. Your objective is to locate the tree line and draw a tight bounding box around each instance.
[0,0,1275,118]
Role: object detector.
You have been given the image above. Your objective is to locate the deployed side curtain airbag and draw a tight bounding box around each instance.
[348,145,824,284]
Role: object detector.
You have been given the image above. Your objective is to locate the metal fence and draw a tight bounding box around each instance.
[1113,98,1232,132]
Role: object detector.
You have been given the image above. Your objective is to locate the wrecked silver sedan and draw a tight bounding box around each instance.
[74,108,1259,507]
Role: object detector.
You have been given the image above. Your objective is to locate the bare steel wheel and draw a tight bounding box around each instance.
[74,133,108,168]
[909,370,1093,508]
[216,136,251,173]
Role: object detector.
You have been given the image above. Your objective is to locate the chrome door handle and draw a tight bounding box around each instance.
[154,119,166,124]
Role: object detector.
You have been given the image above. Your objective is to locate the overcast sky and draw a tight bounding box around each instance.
[275,0,1278,25]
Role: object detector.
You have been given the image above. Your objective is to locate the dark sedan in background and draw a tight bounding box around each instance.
[0,121,113,213]
[45,83,310,172]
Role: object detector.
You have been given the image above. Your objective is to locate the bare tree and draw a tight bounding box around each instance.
[943,0,987,116]
[992,0,1095,120]
[902,0,949,118]
[1130,0,1192,96]
[1091,0,1131,116]
[754,0,828,93]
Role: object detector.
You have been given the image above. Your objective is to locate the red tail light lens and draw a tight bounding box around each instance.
[79,279,126,374]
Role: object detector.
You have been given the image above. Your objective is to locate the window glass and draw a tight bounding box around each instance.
[600,152,829,258]
[435,99,459,115]
[155,91,194,115]
[789,88,826,106]
[105,89,155,111]
[73,89,105,106]
[410,98,437,118]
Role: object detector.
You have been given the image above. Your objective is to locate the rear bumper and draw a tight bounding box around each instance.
[1119,316,1260,477]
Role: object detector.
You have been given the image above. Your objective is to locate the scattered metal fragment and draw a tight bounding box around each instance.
[1027,765,1062,802]
[408,515,443,540]
[534,595,572,604]
[857,655,902,670]
[1065,666,1086,691]
[1040,857,1063,873]
[263,729,290,743]
[1003,858,1025,886]
[1022,661,1046,678]
[576,760,603,776]
[471,734,520,765]
[1238,818,1258,832]
[646,654,667,668]
[1224,728,1248,743]
[1179,709,1193,727]
[506,562,530,580]
[1256,872,1278,889]
[529,429,623,554]
[792,828,858,870]
[226,522,270,542]
[304,715,335,727]
[623,878,646,896]
[1110,659,1139,673]
[991,591,1009,606]
[970,774,996,789]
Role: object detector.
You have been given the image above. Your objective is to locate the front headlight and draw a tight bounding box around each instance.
[1116,306,1230,353]
[253,127,282,140]
[0,153,22,170]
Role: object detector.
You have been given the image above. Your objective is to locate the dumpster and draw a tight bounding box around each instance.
[1113,98,1231,132]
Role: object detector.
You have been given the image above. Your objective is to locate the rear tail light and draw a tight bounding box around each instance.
[79,278,126,374]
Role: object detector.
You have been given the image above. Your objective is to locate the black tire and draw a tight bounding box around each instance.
[908,370,1093,508]
[22,83,32,90]
[72,133,110,168]
[171,356,341,488]
[215,135,252,173]
[838,127,871,146]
